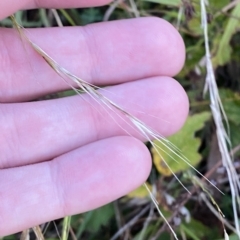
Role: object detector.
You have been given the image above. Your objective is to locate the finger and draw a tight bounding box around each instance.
[0,0,112,20]
[0,17,185,102]
[0,136,151,236]
[0,76,189,169]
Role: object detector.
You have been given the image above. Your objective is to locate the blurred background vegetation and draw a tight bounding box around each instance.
[1,0,240,239]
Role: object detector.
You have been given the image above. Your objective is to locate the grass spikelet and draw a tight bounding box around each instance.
[10,13,225,239]
[144,183,179,240]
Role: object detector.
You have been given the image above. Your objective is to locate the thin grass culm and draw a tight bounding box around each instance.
[10,14,223,240]
[200,0,240,238]
[61,216,71,240]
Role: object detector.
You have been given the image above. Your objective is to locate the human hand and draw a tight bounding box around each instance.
[0,0,188,236]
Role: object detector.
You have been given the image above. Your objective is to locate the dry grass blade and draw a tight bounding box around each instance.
[103,0,125,21]
[200,0,240,237]
[20,229,30,240]
[144,183,179,240]
[218,0,240,15]
[138,202,154,240]
[51,9,63,27]
[200,192,236,234]
[128,0,140,18]
[32,226,45,240]
[110,205,150,240]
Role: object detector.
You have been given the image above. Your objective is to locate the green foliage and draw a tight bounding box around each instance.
[153,112,211,176]
[0,236,16,240]
[219,89,240,150]
[83,204,114,232]
[143,0,181,7]
[78,8,103,25]
[180,219,215,240]
[127,183,152,198]
[218,234,240,240]
[220,89,240,125]
[212,3,240,67]
[71,203,114,238]
[209,0,230,9]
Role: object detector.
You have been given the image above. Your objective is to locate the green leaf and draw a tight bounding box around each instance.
[127,183,152,198]
[212,3,240,67]
[219,89,240,125]
[187,17,203,36]
[228,121,240,151]
[1,236,16,240]
[74,204,114,238]
[180,219,218,240]
[216,89,240,150]
[84,204,114,233]
[180,224,202,240]
[142,0,181,7]
[217,233,240,240]
[132,222,162,240]
[153,112,211,176]
[209,0,229,9]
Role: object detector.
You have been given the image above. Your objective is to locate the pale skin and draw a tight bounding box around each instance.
[0,0,189,236]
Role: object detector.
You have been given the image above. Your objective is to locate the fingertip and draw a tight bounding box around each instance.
[104,76,189,138]
[151,17,186,76]
[169,78,189,133]
[155,18,186,76]
[0,0,30,20]
[156,76,189,136]
[116,136,152,187]
[89,136,152,200]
